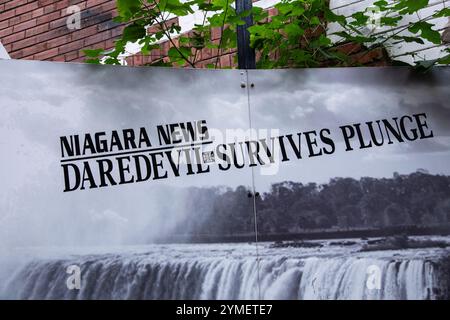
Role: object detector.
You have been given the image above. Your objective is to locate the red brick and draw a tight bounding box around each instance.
[25,23,50,37]
[86,0,112,8]
[8,11,32,26]
[83,29,111,46]
[36,11,60,25]
[200,48,212,60]
[56,0,71,11]
[211,27,222,40]
[18,41,48,57]
[32,7,45,18]
[65,0,86,11]
[13,18,37,32]
[336,42,362,55]
[58,39,84,54]
[83,38,109,50]
[0,26,13,38]
[35,27,69,43]
[64,50,79,61]
[46,34,72,48]
[0,9,15,22]
[2,44,11,53]
[111,25,124,37]
[71,25,97,41]
[1,31,25,44]
[38,0,58,6]
[219,54,231,67]
[44,3,57,14]
[104,38,114,49]
[352,47,387,65]
[15,2,40,15]
[71,56,86,63]
[12,36,37,51]
[5,0,28,11]
[52,54,66,61]
[49,16,69,29]
[34,47,59,60]
[1,0,247,68]
[0,20,10,31]
[131,54,143,66]
[210,45,219,58]
[50,7,116,31]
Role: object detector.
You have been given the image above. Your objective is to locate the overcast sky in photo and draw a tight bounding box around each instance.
[248,67,450,189]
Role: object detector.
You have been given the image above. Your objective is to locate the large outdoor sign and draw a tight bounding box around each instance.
[0,60,449,300]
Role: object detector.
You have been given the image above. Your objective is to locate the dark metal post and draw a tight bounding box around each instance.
[235,0,256,69]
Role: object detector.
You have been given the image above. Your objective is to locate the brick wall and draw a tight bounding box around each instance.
[0,1,389,67]
[0,0,122,62]
[125,29,237,68]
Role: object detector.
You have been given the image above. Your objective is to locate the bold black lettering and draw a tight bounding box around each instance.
[340,125,356,151]
[320,128,335,155]
[304,130,323,157]
[150,152,168,180]
[97,159,117,187]
[117,156,134,185]
[414,113,434,139]
[80,161,97,190]
[62,163,80,192]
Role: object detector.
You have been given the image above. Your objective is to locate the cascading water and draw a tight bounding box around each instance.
[1,241,449,300]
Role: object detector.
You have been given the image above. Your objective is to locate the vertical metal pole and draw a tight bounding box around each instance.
[235,0,256,69]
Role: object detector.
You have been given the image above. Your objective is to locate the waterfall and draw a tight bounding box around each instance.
[1,253,448,300]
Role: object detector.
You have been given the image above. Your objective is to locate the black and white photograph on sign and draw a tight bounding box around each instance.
[248,68,450,299]
[0,60,258,300]
[0,60,449,300]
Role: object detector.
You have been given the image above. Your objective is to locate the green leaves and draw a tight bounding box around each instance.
[373,1,389,10]
[168,46,192,66]
[394,0,429,15]
[350,12,369,26]
[221,27,237,49]
[408,21,441,44]
[310,16,320,26]
[392,35,424,44]
[85,0,447,69]
[122,23,146,43]
[438,54,450,65]
[83,49,104,58]
[433,7,450,18]
[159,0,194,16]
[380,16,402,27]
[284,24,304,38]
[140,39,159,55]
[211,0,229,9]
[324,8,347,26]
[312,34,331,48]
[117,0,141,20]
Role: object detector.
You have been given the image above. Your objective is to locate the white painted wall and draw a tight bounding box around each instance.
[0,41,10,59]
[329,0,450,64]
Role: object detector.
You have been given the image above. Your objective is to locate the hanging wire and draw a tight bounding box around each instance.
[243,69,262,300]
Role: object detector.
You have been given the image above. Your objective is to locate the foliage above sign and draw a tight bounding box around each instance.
[84,0,450,69]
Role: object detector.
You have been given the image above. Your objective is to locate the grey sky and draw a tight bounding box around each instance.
[248,68,450,190]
